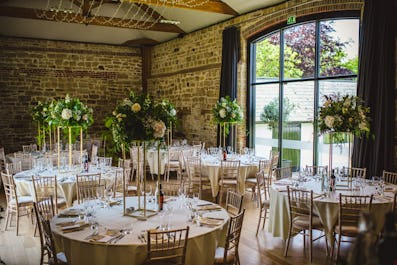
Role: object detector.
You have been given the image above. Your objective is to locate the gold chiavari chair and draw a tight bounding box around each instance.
[76,173,102,204]
[161,179,186,197]
[0,147,5,172]
[32,176,67,213]
[146,226,190,265]
[34,199,67,265]
[1,172,34,235]
[218,160,240,204]
[274,166,292,180]
[225,190,244,216]
[332,193,373,262]
[255,171,271,236]
[214,209,245,265]
[97,156,112,168]
[245,159,271,203]
[382,170,397,185]
[5,161,22,175]
[284,186,328,263]
[164,149,181,182]
[185,156,210,199]
[305,165,328,176]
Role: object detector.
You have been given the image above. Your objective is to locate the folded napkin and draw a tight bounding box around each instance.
[61,222,89,233]
[56,221,77,227]
[199,217,224,227]
[109,200,121,206]
[196,204,222,211]
[86,230,121,243]
[58,209,83,218]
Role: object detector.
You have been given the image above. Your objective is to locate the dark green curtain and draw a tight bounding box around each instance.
[352,0,397,176]
[218,26,240,148]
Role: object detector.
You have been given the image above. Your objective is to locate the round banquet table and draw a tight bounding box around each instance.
[268,177,396,242]
[51,197,229,265]
[13,166,120,206]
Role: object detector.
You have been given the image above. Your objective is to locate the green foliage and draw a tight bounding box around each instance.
[255,39,303,78]
[260,98,295,129]
[318,94,370,142]
[105,90,178,150]
[256,21,359,78]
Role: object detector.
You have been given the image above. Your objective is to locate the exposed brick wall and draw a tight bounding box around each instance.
[148,0,365,150]
[0,37,142,153]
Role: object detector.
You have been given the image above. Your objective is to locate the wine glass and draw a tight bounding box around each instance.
[146,185,153,204]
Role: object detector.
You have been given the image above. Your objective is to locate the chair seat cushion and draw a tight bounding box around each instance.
[245,178,257,184]
[127,185,137,191]
[214,247,235,264]
[335,225,359,237]
[292,215,323,230]
[10,196,34,206]
[219,179,238,185]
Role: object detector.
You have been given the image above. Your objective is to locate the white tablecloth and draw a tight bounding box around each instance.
[14,166,119,206]
[201,159,258,197]
[268,177,396,241]
[51,197,229,265]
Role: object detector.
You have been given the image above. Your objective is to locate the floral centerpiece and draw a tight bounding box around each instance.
[318,94,370,143]
[47,94,94,145]
[212,96,243,125]
[105,91,177,149]
[32,100,51,148]
[47,94,94,130]
[212,96,243,137]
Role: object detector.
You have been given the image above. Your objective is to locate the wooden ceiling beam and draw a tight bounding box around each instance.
[0,6,185,33]
[120,0,238,15]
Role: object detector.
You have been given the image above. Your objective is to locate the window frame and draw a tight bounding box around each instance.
[246,11,361,166]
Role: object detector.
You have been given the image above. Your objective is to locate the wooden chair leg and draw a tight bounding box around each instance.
[262,209,267,230]
[284,224,293,257]
[16,211,20,236]
[4,211,10,231]
[255,209,262,236]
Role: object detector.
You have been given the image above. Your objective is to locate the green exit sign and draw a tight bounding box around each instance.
[287,15,296,25]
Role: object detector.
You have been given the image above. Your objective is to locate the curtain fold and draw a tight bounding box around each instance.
[352,0,397,176]
[218,26,240,148]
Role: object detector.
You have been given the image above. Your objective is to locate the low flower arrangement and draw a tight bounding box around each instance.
[318,94,370,142]
[212,96,243,125]
[105,91,177,149]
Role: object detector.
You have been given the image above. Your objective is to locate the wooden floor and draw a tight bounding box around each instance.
[0,182,350,265]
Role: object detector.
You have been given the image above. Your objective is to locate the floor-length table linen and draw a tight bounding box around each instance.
[268,177,396,242]
[51,197,229,265]
[13,166,119,206]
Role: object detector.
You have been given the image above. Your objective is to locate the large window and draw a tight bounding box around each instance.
[249,17,359,171]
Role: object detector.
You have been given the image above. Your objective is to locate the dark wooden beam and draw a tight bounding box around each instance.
[0,6,185,33]
[121,0,238,15]
[123,38,159,46]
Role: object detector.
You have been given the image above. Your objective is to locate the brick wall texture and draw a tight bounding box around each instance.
[0,38,142,152]
[1,0,396,167]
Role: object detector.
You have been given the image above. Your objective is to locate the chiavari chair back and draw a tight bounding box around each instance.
[284,186,327,262]
[382,170,397,185]
[218,160,240,204]
[146,226,190,265]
